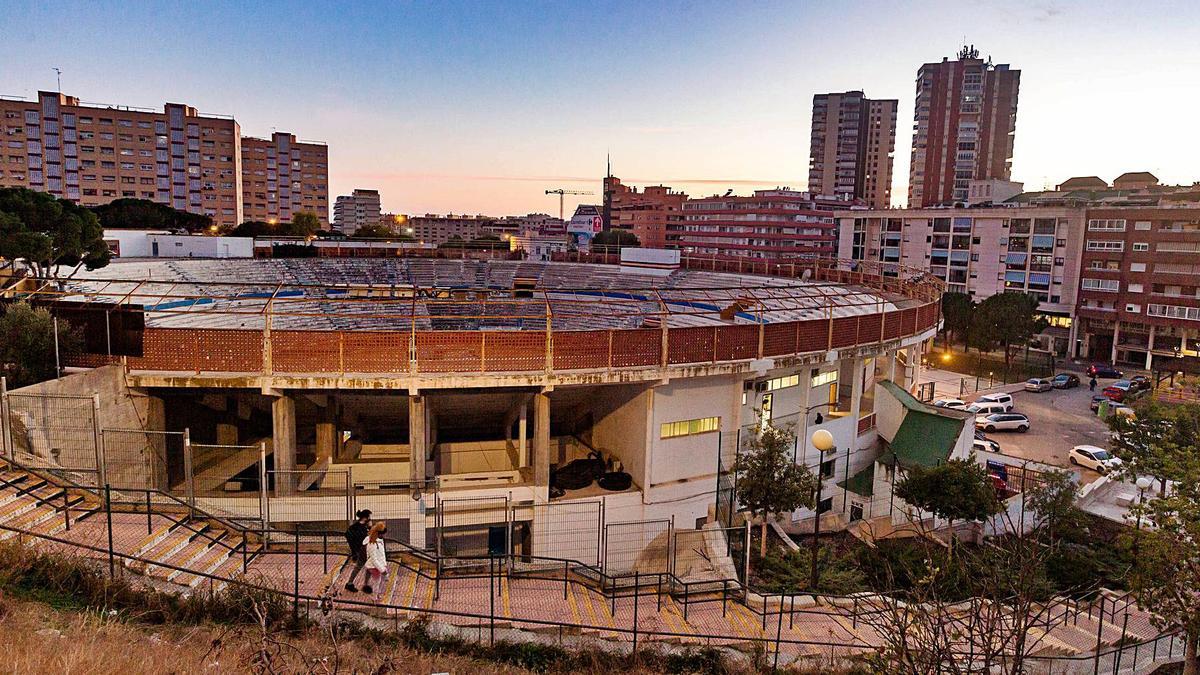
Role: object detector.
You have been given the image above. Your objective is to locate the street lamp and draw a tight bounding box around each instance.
[1133,475,1153,563]
[810,429,836,591]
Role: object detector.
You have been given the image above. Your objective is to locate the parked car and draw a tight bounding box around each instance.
[933,398,968,410]
[975,412,1030,433]
[1090,394,1109,412]
[1024,378,1053,392]
[1087,363,1123,379]
[976,393,1015,411]
[1069,445,1123,473]
[1103,380,1134,402]
[1052,373,1081,389]
[973,437,1001,453]
[1129,375,1152,391]
[967,401,1009,416]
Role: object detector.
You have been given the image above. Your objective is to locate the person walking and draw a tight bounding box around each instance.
[1089,376,1098,392]
[363,521,388,600]
[342,509,371,593]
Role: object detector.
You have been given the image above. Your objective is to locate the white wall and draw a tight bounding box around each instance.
[647,374,733,487]
[103,230,254,259]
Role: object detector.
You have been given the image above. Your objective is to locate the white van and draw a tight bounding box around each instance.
[967,401,1008,416]
[977,393,1015,411]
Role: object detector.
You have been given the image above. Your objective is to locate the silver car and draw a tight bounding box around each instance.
[1024,378,1053,392]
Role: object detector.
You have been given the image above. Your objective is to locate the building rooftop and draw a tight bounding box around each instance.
[877,380,969,470]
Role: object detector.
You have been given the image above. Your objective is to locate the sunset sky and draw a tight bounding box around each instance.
[3,0,1197,218]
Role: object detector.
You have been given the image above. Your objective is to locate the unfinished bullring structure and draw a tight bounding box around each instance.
[4,254,940,574]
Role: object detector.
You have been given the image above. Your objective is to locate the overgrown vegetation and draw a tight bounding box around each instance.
[0,301,83,387]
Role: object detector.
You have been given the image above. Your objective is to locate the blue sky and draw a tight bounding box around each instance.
[3,0,1198,216]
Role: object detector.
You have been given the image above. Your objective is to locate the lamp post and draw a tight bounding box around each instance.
[810,429,836,591]
[1133,475,1153,564]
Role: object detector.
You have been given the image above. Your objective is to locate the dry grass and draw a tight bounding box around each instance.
[0,591,533,674]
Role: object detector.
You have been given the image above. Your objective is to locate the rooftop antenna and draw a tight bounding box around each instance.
[52,67,62,92]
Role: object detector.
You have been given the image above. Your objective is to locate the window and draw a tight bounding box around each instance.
[1147,304,1200,321]
[1126,304,1141,313]
[1133,243,1149,252]
[1088,219,1126,231]
[811,371,838,388]
[762,374,801,391]
[819,459,836,479]
[660,416,720,439]
[1081,278,1120,292]
[1086,240,1124,252]
[1131,263,1146,272]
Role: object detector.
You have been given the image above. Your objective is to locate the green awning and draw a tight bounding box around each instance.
[838,463,875,497]
[877,380,968,470]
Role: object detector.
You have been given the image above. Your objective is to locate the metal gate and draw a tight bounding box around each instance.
[524,499,602,569]
[3,391,101,486]
[436,495,510,566]
[603,518,671,578]
[100,428,185,490]
[186,442,265,528]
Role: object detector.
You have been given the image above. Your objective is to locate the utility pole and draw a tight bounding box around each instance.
[53,68,62,91]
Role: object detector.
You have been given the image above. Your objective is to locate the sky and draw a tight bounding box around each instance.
[3,0,1198,218]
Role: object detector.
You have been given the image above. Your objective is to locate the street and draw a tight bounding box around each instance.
[972,383,1114,479]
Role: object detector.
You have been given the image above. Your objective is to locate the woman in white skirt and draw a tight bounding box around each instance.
[362,521,388,600]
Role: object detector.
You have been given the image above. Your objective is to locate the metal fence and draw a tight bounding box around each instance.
[186,442,265,528]
[436,495,511,563]
[524,499,602,569]
[3,391,102,486]
[265,469,351,526]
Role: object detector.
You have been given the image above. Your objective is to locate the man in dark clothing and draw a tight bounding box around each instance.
[1089,377,1098,392]
[343,509,371,592]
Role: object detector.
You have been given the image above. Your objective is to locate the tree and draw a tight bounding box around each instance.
[91,198,212,232]
[0,302,83,387]
[969,292,1047,377]
[0,187,110,278]
[1021,468,1081,542]
[895,456,1001,551]
[732,419,818,558]
[349,224,398,239]
[591,229,640,253]
[1131,476,1200,675]
[1107,399,1200,496]
[289,211,321,237]
[940,292,974,349]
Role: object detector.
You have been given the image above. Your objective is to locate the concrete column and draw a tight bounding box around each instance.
[1111,323,1120,364]
[518,403,528,468]
[315,422,336,465]
[215,423,238,446]
[850,357,865,430]
[271,394,296,496]
[1145,325,1155,371]
[533,392,550,488]
[409,395,426,485]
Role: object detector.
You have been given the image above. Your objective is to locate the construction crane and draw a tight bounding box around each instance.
[545,188,594,221]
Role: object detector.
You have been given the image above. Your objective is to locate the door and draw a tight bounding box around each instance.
[849,502,864,522]
[487,525,508,555]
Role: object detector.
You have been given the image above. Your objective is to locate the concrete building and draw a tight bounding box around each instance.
[407,213,492,244]
[0,91,243,228]
[908,46,1020,207]
[332,189,382,234]
[37,253,940,559]
[808,91,898,209]
[486,213,564,240]
[103,229,254,258]
[241,132,329,227]
[966,178,1023,206]
[837,206,1085,353]
[674,189,847,259]
[604,177,687,249]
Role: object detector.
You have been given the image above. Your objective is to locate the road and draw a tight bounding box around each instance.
[973,383,1114,479]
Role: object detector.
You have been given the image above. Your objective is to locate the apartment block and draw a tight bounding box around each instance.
[407,213,493,244]
[808,91,898,209]
[837,206,1085,352]
[332,189,382,234]
[242,132,329,226]
[1075,207,1200,369]
[0,91,243,227]
[674,189,846,259]
[908,46,1020,207]
[604,176,687,249]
